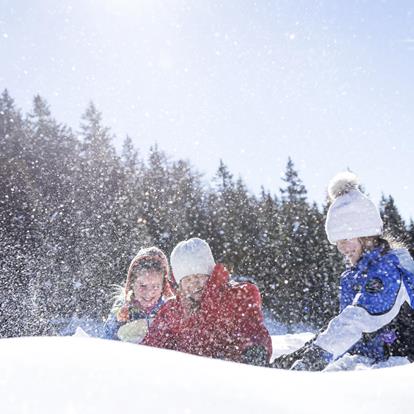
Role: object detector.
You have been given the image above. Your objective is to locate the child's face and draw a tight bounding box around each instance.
[179,274,209,311]
[336,238,363,266]
[133,270,164,309]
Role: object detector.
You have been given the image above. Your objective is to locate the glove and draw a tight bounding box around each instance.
[270,347,307,370]
[270,338,316,370]
[241,345,269,367]
[117,320,148,343]
[290,343,332,371]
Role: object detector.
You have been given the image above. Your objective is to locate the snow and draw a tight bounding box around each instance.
[271,331,313,359]
[1,335,413,414]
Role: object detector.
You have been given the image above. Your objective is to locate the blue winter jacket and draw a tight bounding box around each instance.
[314,247,414,361]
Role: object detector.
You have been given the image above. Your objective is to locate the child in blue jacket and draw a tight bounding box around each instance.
[272,172,414,370]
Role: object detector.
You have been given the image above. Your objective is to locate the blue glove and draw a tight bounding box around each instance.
[290,343,333,371]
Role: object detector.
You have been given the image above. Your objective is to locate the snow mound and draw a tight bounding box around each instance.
[1,336,414,414]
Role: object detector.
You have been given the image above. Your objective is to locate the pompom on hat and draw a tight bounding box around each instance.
[170,238,215,283]
[325,172,383,244]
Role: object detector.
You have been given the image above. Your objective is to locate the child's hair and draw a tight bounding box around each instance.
[360,233,406,255]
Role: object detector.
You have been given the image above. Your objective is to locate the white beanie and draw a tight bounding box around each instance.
[170,238,215,283]
[325,172,383,244]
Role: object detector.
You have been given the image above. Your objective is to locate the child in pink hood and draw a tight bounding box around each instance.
[104,247,176,343]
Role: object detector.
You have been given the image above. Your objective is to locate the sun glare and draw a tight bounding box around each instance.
[102,0,154,16]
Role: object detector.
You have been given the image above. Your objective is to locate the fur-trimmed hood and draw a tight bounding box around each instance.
[125,246,173,301]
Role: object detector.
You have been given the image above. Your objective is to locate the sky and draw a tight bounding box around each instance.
[1,0,414,219]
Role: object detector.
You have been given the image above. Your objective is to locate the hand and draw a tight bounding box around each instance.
[117,320,149,343]
[290,343,332,371]
[270,339,315,369]
[241,345,269,367]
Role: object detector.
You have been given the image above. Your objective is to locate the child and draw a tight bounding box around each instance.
[272,172,414,370]
[104,247,175,343]
[142,238,272,366]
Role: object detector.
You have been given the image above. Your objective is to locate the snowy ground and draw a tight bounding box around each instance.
[0,334,413,414]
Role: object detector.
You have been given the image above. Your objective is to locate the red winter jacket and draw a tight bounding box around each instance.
[142,264,272,363]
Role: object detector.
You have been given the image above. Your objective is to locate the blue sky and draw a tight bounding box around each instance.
[1,0,414,219]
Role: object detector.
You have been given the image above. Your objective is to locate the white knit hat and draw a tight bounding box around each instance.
[170,238,215,283]
[325,172,383,244]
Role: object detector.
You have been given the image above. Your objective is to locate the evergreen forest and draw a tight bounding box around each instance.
[1,90,412,337]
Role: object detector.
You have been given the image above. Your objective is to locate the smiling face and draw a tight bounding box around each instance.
[336,238,364,266]
[179,274,209,313]
[133,270,164,311]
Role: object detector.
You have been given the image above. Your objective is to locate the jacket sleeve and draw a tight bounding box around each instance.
[314,263,410,359]
[339,270,354,311]
[103,313,121,340]
[202,263,229,304]
[230,283,273,362]
[141,303,174,349]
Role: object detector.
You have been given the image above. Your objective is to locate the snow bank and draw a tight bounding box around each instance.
[1,336,413,414]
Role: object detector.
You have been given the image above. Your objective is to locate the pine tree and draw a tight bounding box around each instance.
[406,220,414,258]
[0,90,36,337]
[22,96,80,332]
[303,202,342,326]
[280,157,307,204]
[380,194,407,242]
[253,189,282,314]
[168,159,207,245]
[140,145,174,250]
[207,160,258,271]
[122,135,140,173]
[263,160,343,328]
[72,103,127,319]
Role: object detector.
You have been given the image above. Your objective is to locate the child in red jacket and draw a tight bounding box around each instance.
[142,238,272,366]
